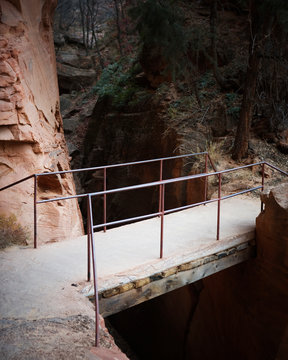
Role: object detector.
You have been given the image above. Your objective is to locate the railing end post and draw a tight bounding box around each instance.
[34,175,37,249]
[216,173,221,241]
[204,153,208,203]
[103,168,107,234]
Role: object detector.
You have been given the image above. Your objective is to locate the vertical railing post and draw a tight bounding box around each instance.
[160,183,165,258]
[88,194,100,347]
[86,196,91,282]
[103,167,107,232]
[158,159,163,215]
[204,153,208,202]
[261,162,265,212]
[34,175,37,249]
[217,173,221,240]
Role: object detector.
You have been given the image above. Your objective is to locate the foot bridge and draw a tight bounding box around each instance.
[1,152,287,347]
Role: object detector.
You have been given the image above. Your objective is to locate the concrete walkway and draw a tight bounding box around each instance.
[93,196,259,290]
[0,196,260,320]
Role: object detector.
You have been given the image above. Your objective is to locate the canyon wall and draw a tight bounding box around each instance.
[81,95,206,226]
[0,0,83,244]
[185,182,288,360]
[108,183,288,360]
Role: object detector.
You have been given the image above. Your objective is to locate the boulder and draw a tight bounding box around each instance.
[59,94,73,117]
[57,62,97,92]
[53,32,65,47]
[67,142,80,158]
[63,116,80,134]
[57,50,94,69]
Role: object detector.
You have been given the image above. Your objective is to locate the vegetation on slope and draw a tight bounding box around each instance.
[54,0,288,166]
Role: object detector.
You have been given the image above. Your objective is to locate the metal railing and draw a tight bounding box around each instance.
[1,154,287,347]
[0,151,214,347]
[0,151,214,249]
[85,160,287,346]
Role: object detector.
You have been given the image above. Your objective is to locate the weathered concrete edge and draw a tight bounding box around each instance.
[98,233,255,297]
[97,240,256,317]
[91,230,256,296]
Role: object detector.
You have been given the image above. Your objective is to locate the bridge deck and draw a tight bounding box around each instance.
[81,196,259,316]
[0,196,260,321]
[93,196,259,288]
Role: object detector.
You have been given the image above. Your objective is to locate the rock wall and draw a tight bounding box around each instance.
[185,182,288,360]
[81,95,206,226]
[0,0,83,244]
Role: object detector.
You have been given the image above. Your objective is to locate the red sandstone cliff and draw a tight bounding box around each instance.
[185,182,288,360]
[0,0,83,243]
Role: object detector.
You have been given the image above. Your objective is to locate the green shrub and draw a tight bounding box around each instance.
[225,92,241,120]
[227,106,241,118]
[199,72,216,89]
[225,93,238,103]
[90,57,155,109]
[0,214,29,249]
[89,60,145,109]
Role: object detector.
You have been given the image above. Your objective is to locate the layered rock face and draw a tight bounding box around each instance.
[185,182,288,360]
[81,95,206,226]
[0,0,83,244]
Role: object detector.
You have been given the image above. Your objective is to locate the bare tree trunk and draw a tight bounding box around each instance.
[119,0,125,18]
[87,0,96,48]
[232,49,260,159]
[232,0,273,160]
[113,0,123,56]
[86,3,90,52]
[209,0,228,90]
[79,0,87,51]
[208,0,231,90]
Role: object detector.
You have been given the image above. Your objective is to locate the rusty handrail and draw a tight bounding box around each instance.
[34,151,208,176]
[1,155,287,348]
[86,160,286,347]
[43,161,265,202]
[0,151,211,249]
[85,160,287,259]
[0,174,34,192]
[0,151,209,191]
[1,158,286,249]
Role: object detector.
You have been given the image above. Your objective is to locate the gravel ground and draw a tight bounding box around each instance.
[0,315,95,360]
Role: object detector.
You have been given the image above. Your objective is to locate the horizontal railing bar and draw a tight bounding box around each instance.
[0,152,208,193]
[88,162,265,198]
[93,212,161,229]
[37,193,88,204]
[31,161,286,206]
[0,174,34,192]
[165,197,220,215]
[164,186,262,215]
[35,162,265,204]
[35,152,208,177]
[2,158,287,197]
[37,172,215,204]
[220,186,263,200]
[265,162,288,176]
[91,185,263,230]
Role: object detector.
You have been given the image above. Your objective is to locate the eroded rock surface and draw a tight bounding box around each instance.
[185,182,288,360]
[0,0,83,244]
[81,94,206,226]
